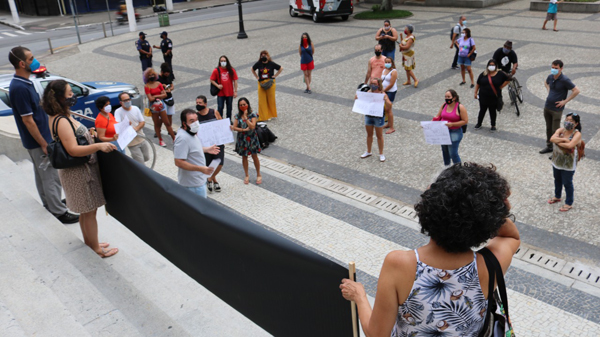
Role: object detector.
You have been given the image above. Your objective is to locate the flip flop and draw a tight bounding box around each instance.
[98,247,119,258]
[547,197,561,204]
[414,80,419,88]
[542,27,547,30]
[244,176,249,185]
[99,242,110,248]
[385,129,396,135]
[256,176,263,185]
[559,205,572,212]
[553,29,559,32]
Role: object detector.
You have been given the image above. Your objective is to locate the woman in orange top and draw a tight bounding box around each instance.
[94,96,123,152]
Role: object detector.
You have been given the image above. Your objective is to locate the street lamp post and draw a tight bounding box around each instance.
[236,0,247,39]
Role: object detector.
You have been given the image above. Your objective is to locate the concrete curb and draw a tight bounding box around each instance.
[0,20,25,30]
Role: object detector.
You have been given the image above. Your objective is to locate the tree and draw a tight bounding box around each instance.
[381,0,393,11]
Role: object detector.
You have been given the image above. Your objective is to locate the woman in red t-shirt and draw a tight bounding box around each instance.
[144,68,174,147]
[210,55,238,122]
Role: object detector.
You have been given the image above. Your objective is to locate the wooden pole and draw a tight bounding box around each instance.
[349,262,358,337]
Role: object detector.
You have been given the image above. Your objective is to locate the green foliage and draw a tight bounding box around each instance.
[354,9,413,20]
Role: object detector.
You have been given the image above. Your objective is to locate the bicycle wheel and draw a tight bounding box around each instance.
[123,136,157,170]
[508,88,520,116]
[513,78,523,103]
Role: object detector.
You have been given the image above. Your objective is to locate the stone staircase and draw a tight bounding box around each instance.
[0,154,270,337]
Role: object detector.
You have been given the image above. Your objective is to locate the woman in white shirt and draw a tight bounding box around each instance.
[381,57,397,135]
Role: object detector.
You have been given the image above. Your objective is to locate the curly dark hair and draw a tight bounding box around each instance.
[414,163,511,253]
[42,79,69,117]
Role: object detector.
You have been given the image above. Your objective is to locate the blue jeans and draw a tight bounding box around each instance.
[441,128,463,166]
[553,167,575,205]
[185,184,207,199]
[217,96,234,121]
[382,49,395,61]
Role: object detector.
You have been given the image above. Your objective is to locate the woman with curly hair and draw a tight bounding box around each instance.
[43,80,119,258]
[340,163,520,336]
[232,97,262,185]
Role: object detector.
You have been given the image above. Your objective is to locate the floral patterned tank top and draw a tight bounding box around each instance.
[392,249,488,337]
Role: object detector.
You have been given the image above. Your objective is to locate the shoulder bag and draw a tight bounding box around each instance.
[488,74,504,111]
[210,68,221,96]
[47,116,90,169]
[469,38,477,61]
[478,247,515,337]
[459,103,467,133]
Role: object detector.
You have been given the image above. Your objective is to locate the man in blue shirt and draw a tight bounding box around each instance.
[136,32,153,73]
[8,46,78,223]
[542,0,563,31]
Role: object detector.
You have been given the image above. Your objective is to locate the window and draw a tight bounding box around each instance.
[69,83,84,97]
[0,88,11,107]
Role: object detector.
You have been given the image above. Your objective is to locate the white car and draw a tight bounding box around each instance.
[289,0,353,22]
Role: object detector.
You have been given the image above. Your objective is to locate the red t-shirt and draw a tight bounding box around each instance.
[144,83,164,97]
[95,112,117,138]
[210,67,238,97]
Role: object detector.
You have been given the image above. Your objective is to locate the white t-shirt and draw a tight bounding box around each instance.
[114,106,145,137]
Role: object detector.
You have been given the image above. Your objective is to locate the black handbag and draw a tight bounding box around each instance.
[459,103,467,133]
[47,116,90,169]
[469,39,477,61]
[488,74,503,111]
[478,247,515,337]
[210,68,221,96]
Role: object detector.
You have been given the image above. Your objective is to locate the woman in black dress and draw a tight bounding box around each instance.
[474,59,510,132]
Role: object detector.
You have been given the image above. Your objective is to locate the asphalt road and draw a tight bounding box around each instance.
[0,0,287,68]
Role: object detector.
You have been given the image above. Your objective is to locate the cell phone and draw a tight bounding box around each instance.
[166,84,171,89]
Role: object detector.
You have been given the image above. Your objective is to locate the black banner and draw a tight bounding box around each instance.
[98,152,355,337]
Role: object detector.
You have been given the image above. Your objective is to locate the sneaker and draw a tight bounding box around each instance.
[451,66,459,70]
[474,124,482,130]
[490,126,497,132]
[159,140,166,147]
[539,147,552,154]
[307,89,312,94]
[360,152,372,159]
[56,212,79,224]
[379,154,386,162]
[470,84,475,88]
[207,181,213,193]
[459,81,466,85]
[214,182,221,192]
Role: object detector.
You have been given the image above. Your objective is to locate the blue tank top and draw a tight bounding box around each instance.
[300,44,313,64]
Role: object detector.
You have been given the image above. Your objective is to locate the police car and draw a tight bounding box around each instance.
[289,0,353,22]
[0,68,143,128]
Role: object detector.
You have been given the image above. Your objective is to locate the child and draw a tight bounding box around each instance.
[542,0,563,32]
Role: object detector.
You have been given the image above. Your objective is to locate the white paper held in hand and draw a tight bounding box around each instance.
[420,121,452,145]
[352,91,385,117]
[115,116,137,149]
[201,159,221,179]
[197,118,235,146]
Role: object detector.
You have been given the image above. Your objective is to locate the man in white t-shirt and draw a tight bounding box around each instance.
[114,92,150,164]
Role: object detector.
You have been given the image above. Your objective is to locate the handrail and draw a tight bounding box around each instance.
[71,111,96,122]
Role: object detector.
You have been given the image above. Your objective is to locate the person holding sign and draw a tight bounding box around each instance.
[196,95,226,193]
[233,98,262,185]
[357,78,392,162]
[432,89,468,166]
[114,92,150,165]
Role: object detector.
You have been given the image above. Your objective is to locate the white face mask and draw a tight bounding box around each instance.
[488,65,496,71]
[103,105,112,113]
[188,121,200,134]
[220,61,227,67]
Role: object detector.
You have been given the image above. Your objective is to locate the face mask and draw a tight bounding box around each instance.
[462,20,467,26]
[121,101,132,109]
[488,65,496,71]
[103,105,112,113]
[261,56,267,62]
[239,105,248,112]
[188,121,200,134]
[445,98,453,105]
[220,61,227,67]
[65,95,77,107]
[460,33,465,38]
[550,68,559,76]
[564,121,575,130]
[370,84,379,91]
[385,63,392,69]
[375,51,381,57]
[404,30,409,35]
[303,37,308,41]
[28,58,41,73]
[384,26,390,31]
[196,104,205,111]
[148,75,156,82]
[502,48,510,54]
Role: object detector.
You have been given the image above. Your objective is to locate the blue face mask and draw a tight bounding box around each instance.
[385,63,392,69]
[29,58,41,72]
[502,48,510,54]
[550,68,559,76]
[370,84,379,91]
[462,20,467,26]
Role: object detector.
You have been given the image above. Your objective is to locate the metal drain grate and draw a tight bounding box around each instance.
[286,168,311,180]
[305,175,332,187]
[513,247,529,259]
[323,182,354,196]
[522,249,566,273]
[560,262,600,287]
[372,198,403,214]
[267,162,292,173]
[396,206,418,220]
[346,190,377,204]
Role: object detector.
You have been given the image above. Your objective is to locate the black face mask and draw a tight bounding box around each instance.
[148,76,156,82]
[196,104,205,111]
[261,56,267,62]
[445,98,453,105]
[66,95,78,107]
[375,51,382,57]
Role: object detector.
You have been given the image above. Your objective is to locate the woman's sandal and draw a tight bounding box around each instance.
[547,197,561,204]
[98,247,119,258]
[244,176,250,185]
[385,129,396,135]
[559,205,572,212]
[99,242,110,248]
[403,81,411,86]
[256,176,263,185]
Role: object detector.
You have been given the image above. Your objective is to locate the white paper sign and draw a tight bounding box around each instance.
[421,121,452,145]
[115,117,138,149]
[197,118,234,146]
[200,159,221,180]
[352,91,385,117]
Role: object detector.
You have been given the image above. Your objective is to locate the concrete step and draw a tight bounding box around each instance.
[6,155,270,336]
[0,155,191,336]
[0,299,29,337]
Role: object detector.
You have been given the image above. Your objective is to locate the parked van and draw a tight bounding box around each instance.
[289,0,353,22]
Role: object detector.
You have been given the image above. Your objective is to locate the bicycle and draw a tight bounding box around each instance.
[506,76,523,117]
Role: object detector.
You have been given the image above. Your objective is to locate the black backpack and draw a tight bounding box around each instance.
[256,123,277,149]
[450,24,461,41]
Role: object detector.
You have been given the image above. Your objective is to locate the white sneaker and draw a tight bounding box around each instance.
[360,152,372,159]
[379,154,386,162]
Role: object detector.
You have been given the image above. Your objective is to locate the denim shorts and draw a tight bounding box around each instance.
[365,115,385,127]
[457,56,471,66]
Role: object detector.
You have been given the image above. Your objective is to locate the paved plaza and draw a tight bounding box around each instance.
[1,0,600,335]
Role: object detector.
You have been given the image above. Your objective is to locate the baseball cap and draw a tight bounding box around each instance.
[160,31,168,37]
[139,32,147,36]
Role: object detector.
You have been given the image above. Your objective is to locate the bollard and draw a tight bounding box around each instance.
[48,38,54,54]
[102,22,107,38]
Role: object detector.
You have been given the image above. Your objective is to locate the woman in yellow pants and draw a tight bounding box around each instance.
[251,50,283,122]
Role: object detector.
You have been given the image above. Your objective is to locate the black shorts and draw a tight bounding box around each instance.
[204,144,225,166]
